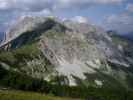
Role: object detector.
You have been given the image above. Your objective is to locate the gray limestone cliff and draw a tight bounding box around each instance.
[0,16,133,89]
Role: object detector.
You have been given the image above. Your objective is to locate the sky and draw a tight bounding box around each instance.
[0,0,133,34]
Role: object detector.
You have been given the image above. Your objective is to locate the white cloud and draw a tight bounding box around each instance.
[57,0,124,4]
[70,16,88,23]
[0,1,8,10]
[0,0,126,32]
[105,13,133,34]
[126,3,133,12]
[103,3,133,34]
[0,0,125,11]
[0,0,53,11]
[0,0,14,10]
[55,0,124,9]
[28,9,52,16]
[93,0,124,4]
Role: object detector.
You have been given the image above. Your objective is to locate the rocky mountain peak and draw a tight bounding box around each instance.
[0,16,133,88]
[4,16,56,42]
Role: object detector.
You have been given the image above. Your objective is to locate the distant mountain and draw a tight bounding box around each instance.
[0,32,4,43]
[0,16,133,96]
[124,32,133,41]
[107,30,133,42]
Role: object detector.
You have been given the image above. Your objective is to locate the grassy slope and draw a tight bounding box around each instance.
[0,25,133,100]
[0,90,81,100]
[0,42,39,68]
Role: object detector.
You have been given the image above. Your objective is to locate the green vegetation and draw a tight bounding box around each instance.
[0,90,81,100]
[43,23,66,39]
[0,43,40,67]
[108,31,129,46]
[0,65,133,100]
[0,41,133,100]
[44,30,65,38]
[0,41,54,84]
[111,35,129,46]
[109,31,133,58]
[0,42,53,70]
[0,29,133,100]
[83,72,125,89]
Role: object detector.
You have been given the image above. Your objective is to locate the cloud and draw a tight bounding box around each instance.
[0,21,9,32]
[0,0,126,32]
[0,0,9,10]
[70,16,88,23]
[0,0,54,31]
[0,0,126,13]
[94,0,124,4]
[104,3,133,34]
[0,0,125,11]
[57,0,124,5]
[0,0,54,12]
[104,13,133,34]
[126,3,133,12]
[55,0,125,9]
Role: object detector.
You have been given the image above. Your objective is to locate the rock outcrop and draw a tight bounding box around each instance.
[0,16,133,89]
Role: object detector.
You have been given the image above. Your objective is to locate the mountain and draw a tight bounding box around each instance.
[107,30,133,41]
[0,16,133,98]
[0,32,4,43]
[124,32,133,41]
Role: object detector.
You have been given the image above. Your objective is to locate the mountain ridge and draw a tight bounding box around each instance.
[0,16,133,90]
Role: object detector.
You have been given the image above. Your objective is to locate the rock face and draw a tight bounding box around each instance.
[0,16,133,89]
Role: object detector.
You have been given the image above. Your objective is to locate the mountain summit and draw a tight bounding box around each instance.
[0,16,133,89]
